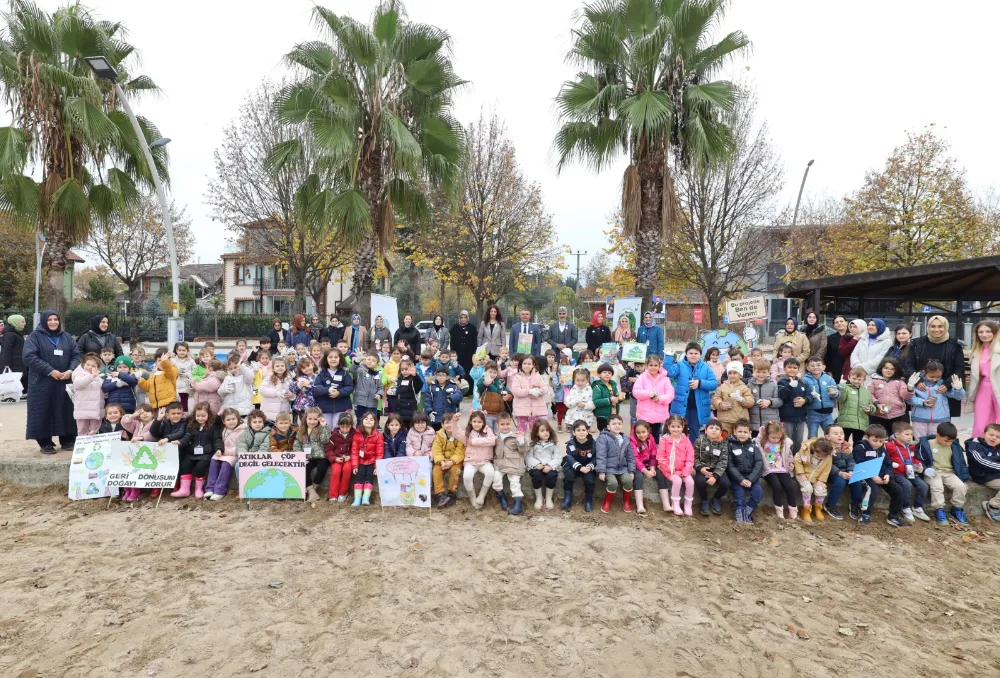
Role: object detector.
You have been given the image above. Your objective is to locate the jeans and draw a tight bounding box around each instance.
[892,474,928,509]
[564,467,596,497]
[685,402,701,444]
[825,472,850,508]
[695,472,731,501]
[806,411,835,438]
[783,421,808,454]
[732,481,762,510]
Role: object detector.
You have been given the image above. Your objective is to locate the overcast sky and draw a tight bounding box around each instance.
[33,0,1000,271]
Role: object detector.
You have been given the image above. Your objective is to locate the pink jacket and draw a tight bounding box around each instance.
[192,371,225,414]
[867,376,913,419]
[657,435,694,477]
[260,375,294,421]
[121,413,154,441]
[71,366,104,420]
[509,371,549,417]
[632,370,675,423]
[406,427,436,457]
[219,423,246,463]
[455,426,497,465]
[631,433,657,472]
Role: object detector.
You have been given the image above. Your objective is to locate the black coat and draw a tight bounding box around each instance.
[76,314,123,357]
[23,311,82,440]
[825,331,847,381]
[585,324,612,354]
[268,327,290,348]
[394,325,422,356]
[450,322,478,373]
[323,323,345,345]
[0,327,25,373]
[902,336,965,417]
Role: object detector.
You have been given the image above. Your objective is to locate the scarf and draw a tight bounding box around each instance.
[927,315,950,344]
[803,313,822,337]
[350,313,362,352]
[867,318,886,345]
[643,313,653,328]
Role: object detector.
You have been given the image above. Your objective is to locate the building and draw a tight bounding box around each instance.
[64,250,85,302]
[140,264,224,307]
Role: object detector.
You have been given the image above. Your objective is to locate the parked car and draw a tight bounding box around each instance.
[415,320,435,341]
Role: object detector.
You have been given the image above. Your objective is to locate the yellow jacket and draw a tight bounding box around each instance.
[252,366,264,405]
[139,358,179,409]
[711,380,754,425]
[794,437,833,483]
[432,430,465,465]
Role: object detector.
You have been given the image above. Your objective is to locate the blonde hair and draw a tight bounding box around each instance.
[849,366,868,380]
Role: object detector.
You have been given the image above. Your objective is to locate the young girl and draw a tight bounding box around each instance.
[251,349,271,410]
[174,403,219,499]
[596,415,635,513]
[236,410,271,461]
[770,344,794,383]
[296,407,331,503]
[350,411,383,506]
[454,411,497,509]
[269,412,296,451]
[325,413,356,502]
[395,359,423,426]
[138,349,179,410]
[867,358,913,435]
[657,415,695,516]
[406,412,436,459]
[172,342,196,413]
[260,357,294,422]
[235,339,250,364]
[704,347,724,385]
[290,358,317,423]
[553,350,573,430]
[631,420,663,516]
[524,419,561,510]
[562,367,596,432]
[757,421,798,520]
[308,341,323,369]
[795,437,834,522]
[122,404,156,442]
[382,347,403,414]
[509,355,549,437]
[219,356,255,416]
[315,348,355,429]
[192,359,225,414]
[383,414,407,458]
[72,353,104,435]
[102,356,138,414]
[98,403,131,439]
[212,408,245,501]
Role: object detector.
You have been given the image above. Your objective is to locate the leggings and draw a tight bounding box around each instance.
[516,415,542,436]
[765,472,799,508]
[305,459,330,488]
[528,468,558,489]
[179,452,211,478]
[633,468,670,492]
[695,471,731,501]
[354,463,375,490]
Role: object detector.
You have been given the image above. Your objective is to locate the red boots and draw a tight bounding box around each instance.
[622,490,633,513]
[600,490,615,513]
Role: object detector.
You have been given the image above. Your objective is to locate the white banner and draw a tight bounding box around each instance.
[376,456,432,507]
[67,433,123,501]
[725,296,768,322]
[612,296,642,337]
[371,293,400,340]
[104,441,180,489]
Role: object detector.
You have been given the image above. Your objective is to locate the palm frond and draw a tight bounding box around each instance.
[684,80,734,112]
[64,96,120,145]
[374,4,399,44]
[0,126,28,174]
[104,167,142,212]
[619,89,674,140]
[49,177,92,241]
[328,189,372,246]
[0,173,40,227]
[393,23,448,63]
[625,0,659,36]
[380,107,422,167]
[285,40,338,75]
[8,0,56,57]
[264,138,305,176]
[687,30,751,77]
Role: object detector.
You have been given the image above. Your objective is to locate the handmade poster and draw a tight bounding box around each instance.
[621,342,648,363]
[724,296,767,322]
[376,456,432,508]
[104,441,180,490]
[612,297,642,335]
[559,365,574,386]
[580,361,600,380]
[371,293,400,340]
[238,451,307,499]
[516,333,533,355]
[600,342,618,361]
[67,433,124,500]
[473,343,490,362]
[848,457,885,484]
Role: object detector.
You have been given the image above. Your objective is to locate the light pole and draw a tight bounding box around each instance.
[85,56,183,345]
[33,231,47,329]
[791,159,815,228]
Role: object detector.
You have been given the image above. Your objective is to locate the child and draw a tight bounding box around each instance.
[416,350,437,400]
[97,346,116,378]
[757,421,798,520]
[562,419,597,512]
[248,337,272,364]
[509,355,549,437]
[432,414,466,508]
[657,414,696,516]
[297,407,331,502]
[425,367,463,429]
[822,423,854,520]
[235,339,251,365]
[353,352,384,422]
[383,414,407,458]
[839,366,876,445]
[218,356,255,416]
[379,341,392,366]
[269,412,296,452]
[592,363,621,432]
[704,347,724,384]
[776,358,811,453]
[260,357,294,422]
[140,349,180,410]
[191,359,225,414]
[394,359,423,426]
[803,356,840,438]
[909,360,966,440]
[491,412,526,515]
[350,411,384,506]
[325,413,356,502]
[629,420,658,516]
[172,342,196,413]
[102,355,138,414]
[454,411,497,509]
[726,420,764,524]
[72,353,104,435]
[868,358,912,435]
[204,407,243,501]
[693,419,730,516]
[496,347,512,379]
[552,350,573,431]
[98,403,130,439]
[121,404,155,443]
[314,348,355,429]
[593,415,633,513]
[382,347,403,412]
[711,362,754,435]
[525,419,561,510]
[915,421,970,525]
[624,360,646,426]
[469,356,486,412]
[276,340,289,358]
[852,424,905,527]
[747,359,781,432]
[966,423,1000,522]
[308,341,323,369]
[885,420,930,523]
[177,403,219,499]
[235,410,272,481]
[405,412,436,459]
[564,368,596,431]
[151,401,190,477]
[251,349,270,410]
[476,361,509,432]
[794,437,833,518]
[770,343,794,382]
[290,358,317,422]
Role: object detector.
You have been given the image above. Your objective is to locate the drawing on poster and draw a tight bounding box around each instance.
[376,456,432,507]
[67,433,123,501]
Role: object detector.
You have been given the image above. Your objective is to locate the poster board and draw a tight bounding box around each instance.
[67,433,124,500]
[651,294,665,319]
[621,342,648,363]
[516,333,533,355]
[600,342,618,361]
[558,365,574,386]
[376,456,432,507]
[104,441,180,490]
[580,361,600,380]
[612,297,642,336]
[371,293,400,341]
[724,296,767,322]
[238,452,307,499]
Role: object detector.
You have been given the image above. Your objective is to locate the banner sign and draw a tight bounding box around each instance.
[105,441,180,489]
[724,296,767,322]
[376,456,432,507]
[239,452,307,499]
[693,306,703,324]
[68,433,124,500]
[612,296,642,337]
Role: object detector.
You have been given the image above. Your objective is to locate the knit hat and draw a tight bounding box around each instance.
[561,347,573,359]
[6,314,25,331]
[113,355,135,369]
[726,361,743,375]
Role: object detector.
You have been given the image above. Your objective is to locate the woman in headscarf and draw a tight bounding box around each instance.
[903,315,966,418]
[885,325,913,363]
[428,314,451,351]
[773,317,811,364]
[450,310,478,375]
[344,314,368,354]
[636,311,664,358]
[76,314,123,357]
[23,311,82,454]
[394,314,422,356]
[585,310,612,355]
[477,306,505,359]
[838,319,867,381]
[367,315,391,352]
[850,318,893,380]
[289,314,311,347]
[802,310,828,361]
[968,320,1000,438]
[0,314,27,395]
[825,316,849,380]
[613,313,634,345]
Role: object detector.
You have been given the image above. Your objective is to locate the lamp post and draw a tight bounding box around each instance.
[33,231,47,329]
[85,56,183,345]
[791,159,815,228]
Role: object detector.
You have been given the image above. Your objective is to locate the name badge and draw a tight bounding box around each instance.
[333,375,343,382]
[568,445,575,452]
[401,380,410,387]
[866,451,877,458]
[194,446,204,456]
[732,449,742,456]
[304,445,312,455]
[53,349,64,356]
[712,449,721,456]
[359,449,365,458]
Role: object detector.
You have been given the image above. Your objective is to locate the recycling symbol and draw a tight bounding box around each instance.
[132,446,159,470]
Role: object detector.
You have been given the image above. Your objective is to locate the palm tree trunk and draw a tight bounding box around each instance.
[42,231,73,315]
[352,237,377,322]
[634,144,666,312]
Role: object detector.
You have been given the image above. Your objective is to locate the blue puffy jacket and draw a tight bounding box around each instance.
[802,372,839,410]
[663,356,717,422]
[312,367,354,413]
[637,325,664,359]
[101,372,137,412]
[915,434,970,482]
[910,378,965,424]
[424,381,463,421]
[384,430,408,458]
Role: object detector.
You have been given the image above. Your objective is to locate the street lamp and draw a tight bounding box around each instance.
[85,56,183,344]
[790,159,815,228]
[33,231,47,329]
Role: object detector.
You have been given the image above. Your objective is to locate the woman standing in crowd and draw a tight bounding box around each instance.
[637,311,664,359]
[903,315,966,418]
[838,319,866,381]
[395,314,422,356]
[76,314,123,357]
[851,319,893,380]
[773,318,811,364]
[289,314,311,347]
[825,316,849,381]
[451,310,478,376]
[368,315,391,351]
[343,314,368,353]
[268,318,289,347]
[968,320,1000,437]
[23,311,81,454]
[802,310,827,361]
[585,310,612,355]
[428,314,451,351]
[0,314,27,395]
[613,314,634,347]
[477,305,506,360]
[886,325,912,364]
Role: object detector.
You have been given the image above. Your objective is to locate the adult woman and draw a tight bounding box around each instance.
[969,321,1000,437]
[268,318,290,348]
[825,316,849,380]
[665,343,719,443]
[885,325,912,364]
[585,311,612,355]
[851,319,893,379]
[613,314,634,345]
[773,318,811,364]
[368,315,391,351]
[802,310,827,361]
[903,315,966,418]
[631,354,674,441]
[309,314,324,339]
[636,312,664,358]
[394,314,422,356]
[427,314,451,350]
[477,306,506,359]
[838,319,866,381]
[76,314,123,357]
[23,311,81,454]
[450,310,478,375]
[0,314,27,394]
[289,314,311,347]
[344,314,369,353]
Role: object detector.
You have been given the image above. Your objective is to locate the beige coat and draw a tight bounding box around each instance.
[773,330,811,364]
[711,380,754,426]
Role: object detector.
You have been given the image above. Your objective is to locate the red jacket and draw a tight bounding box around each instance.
[325,427,355,463]
[351,429,385,468]
[885,439,916,476]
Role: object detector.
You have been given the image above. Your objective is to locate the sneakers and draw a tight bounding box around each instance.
[858,513,871,525]
[209,494,224,501]
[934,508,948,526]
[901,508,915,523]
[887,515,908,528]
[849,504,860,520]
[982,501,1000,523]
[824,504,844,520]
[912,507,931,522]
[700,501,710,516]
[949,507,969,525]
[710,498,723,515]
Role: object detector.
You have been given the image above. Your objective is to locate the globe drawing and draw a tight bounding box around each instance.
[242,468,303,499]
[85,452,104,470]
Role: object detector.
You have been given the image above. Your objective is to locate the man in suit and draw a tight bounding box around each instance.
[547,306,578,354]
[509,309,543,357]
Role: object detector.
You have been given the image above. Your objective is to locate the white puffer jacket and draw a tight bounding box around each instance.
[218,364,256,415]
[851,329,894,380]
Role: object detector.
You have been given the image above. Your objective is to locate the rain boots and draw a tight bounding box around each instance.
[171,475,193,498]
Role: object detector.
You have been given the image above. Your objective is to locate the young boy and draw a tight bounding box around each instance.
[776,358,811,452]
[966,423,1000,522]
[711,362,754,435]
[490,412,525,515]
[276,340,289,359]
[693,418,730,516]
[595,415,635,513]
[432,414,465,508]
[353,352,384,422]
[852,423,906,527]
[915,421,970,525]
[561,420,596,511]
[747,359,781,432]
[770,343,794,382]
[101,355,138,414]
[477,361,508,431]
[838,366,875,445]
[417,350,438,401]
[909,360,966,440]
[725,419,763,524]
[592,364,620,432]
[335,339,354,372]
[822,423,853,519]
[885,420,930,522]
[425,367,462,430]
[248,337,271,364]
[802,356,839,438]
[98,346,116,377]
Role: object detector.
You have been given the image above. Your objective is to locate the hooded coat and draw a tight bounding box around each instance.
[76,314,124,357]
[394,321,423,356]
[585,311,613,354]
[23,311,82,440]
[0,316,26,375]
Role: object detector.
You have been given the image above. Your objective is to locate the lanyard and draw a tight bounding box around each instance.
[44,333,61,348]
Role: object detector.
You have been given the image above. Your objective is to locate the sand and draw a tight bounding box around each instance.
[2,482,999,678]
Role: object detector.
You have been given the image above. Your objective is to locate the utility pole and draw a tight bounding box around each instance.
[571,250,587,293]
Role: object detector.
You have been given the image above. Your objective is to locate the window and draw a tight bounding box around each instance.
[149,279,161,293]
[236,300,256,313]
[235,265,257,286]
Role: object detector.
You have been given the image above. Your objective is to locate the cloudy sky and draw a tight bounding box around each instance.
[33,0,1000,271]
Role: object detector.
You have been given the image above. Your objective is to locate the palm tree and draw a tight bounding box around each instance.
[554,0,750,305]
[0,0,166,313]
[274,0,464,321]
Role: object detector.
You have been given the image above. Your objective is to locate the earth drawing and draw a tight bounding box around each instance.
[242,468,304,499]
